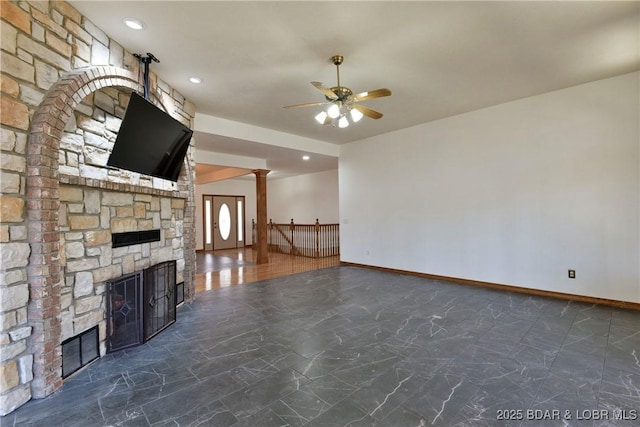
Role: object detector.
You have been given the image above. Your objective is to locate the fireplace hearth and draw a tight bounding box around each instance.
[107,260,176,353]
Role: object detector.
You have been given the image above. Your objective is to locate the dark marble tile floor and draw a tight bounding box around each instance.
[3,266,639,426]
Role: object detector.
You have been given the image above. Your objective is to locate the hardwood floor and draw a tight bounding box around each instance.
[194,247,341,292]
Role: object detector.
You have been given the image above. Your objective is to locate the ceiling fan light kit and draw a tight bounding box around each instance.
[350,108,364,122]
[284,55,391,129]
[314,111,329,124]
[327,103,341,119]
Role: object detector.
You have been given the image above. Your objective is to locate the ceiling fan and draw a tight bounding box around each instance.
[284,55,392,128]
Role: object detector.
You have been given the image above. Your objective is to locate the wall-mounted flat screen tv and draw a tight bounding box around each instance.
[107,92,193,182]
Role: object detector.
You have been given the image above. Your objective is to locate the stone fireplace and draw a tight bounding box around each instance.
[5,65,196,412]
[0,2,197,415]
[58,180,186,356]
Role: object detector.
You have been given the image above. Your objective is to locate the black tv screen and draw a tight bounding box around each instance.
[107,92,193,182]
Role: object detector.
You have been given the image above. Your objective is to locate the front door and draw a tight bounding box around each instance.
[203,195,245,251]
[213,196,237,250]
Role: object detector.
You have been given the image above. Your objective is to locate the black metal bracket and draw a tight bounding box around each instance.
[133,52,159,100]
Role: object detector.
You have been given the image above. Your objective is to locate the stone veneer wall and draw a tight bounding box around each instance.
[0,1,197,415]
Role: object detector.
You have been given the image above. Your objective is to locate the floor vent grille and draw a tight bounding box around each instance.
[61,325,99,378]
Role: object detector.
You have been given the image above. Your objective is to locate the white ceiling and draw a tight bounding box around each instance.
[70,1,639,180]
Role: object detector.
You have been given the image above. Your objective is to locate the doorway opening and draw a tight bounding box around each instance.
[203,195,246,251]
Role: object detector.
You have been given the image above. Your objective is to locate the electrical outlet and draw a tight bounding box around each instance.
[568,269,576,279]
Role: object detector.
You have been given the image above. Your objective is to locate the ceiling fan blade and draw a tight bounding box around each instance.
[352,88,392,102]
[311,81,338,100]
[352,104,383,119]
[283,101,327,109]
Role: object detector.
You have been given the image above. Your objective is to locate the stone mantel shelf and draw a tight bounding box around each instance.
[59,173,189,200]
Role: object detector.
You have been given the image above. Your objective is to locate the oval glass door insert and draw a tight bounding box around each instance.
[218,203,231,240]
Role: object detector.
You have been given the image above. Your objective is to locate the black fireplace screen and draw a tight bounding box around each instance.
[106,271,143,352]
[143,260,176,341]
[106,260,176,353]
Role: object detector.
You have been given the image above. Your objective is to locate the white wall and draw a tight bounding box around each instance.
[340,72,639,303]
[268,169,339,224]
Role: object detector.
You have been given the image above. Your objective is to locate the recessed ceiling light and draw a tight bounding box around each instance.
[123,17,145,30]
[302,155,310,161]
[189,77,202,84]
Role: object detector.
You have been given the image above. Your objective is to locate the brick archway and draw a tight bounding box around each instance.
[26,66,196,398]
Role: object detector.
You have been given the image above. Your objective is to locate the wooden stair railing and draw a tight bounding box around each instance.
[252,218,339,258]
[270,221,303,256]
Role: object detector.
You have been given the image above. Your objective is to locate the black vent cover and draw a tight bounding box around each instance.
[112,230,161,248]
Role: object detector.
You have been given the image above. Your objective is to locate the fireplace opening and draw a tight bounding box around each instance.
[106,261,177,353]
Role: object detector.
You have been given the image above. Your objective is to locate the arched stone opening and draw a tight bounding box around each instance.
[26,65,196,398]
